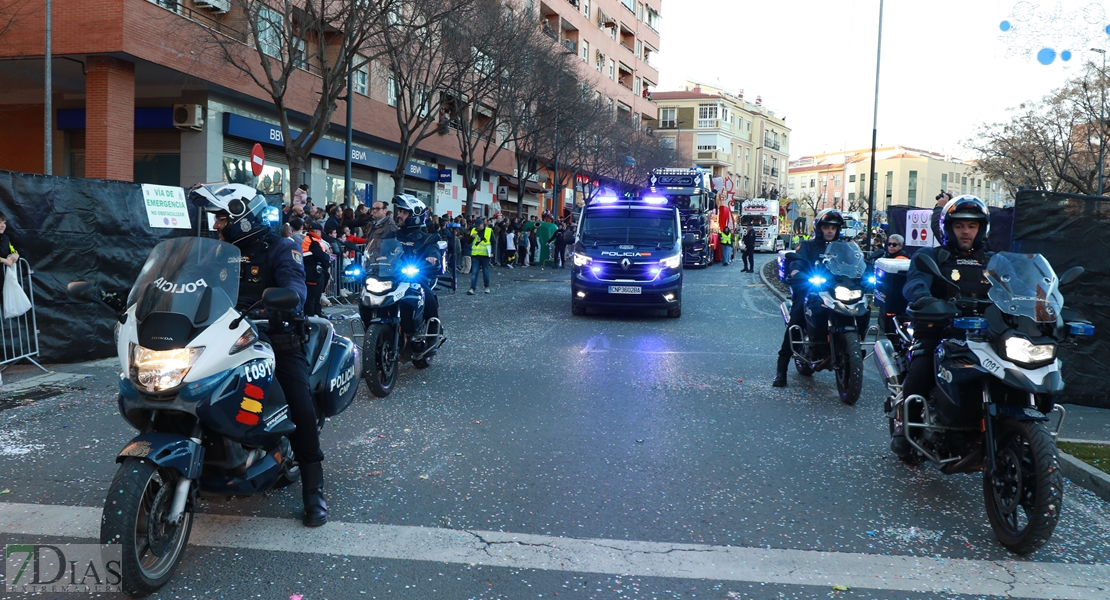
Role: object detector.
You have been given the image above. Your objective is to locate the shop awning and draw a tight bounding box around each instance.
[499,176,547,195]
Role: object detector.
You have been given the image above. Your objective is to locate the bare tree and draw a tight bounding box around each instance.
[199,0,393,193]
[968,62,1106,197]
[0,0,32,42]
[375,0,481,196]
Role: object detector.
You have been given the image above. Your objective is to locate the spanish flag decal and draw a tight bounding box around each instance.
[236,381,267,425]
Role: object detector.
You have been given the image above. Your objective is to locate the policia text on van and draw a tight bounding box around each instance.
[570,194,693,318]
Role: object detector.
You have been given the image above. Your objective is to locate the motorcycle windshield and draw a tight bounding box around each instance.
[364,238,405,279]
[822,241,867,279]
[128,237,241,327]
[985,252,1063,323]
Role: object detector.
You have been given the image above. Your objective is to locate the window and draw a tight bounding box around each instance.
[608,58,615,79]
[961,176,967,194]
[596,51,604,72]
[352,58,369,96]
[848,192,855,201]
[834,175,841,186]
[849,174,856,183]
[151,0,179,12]
[789,179,795,189]
[291,37,306,70]
[387,75,398,107]
[583,1,590,19]
[257,7,282,58]
[908,170,918,206]
[660,136,675,149]
[636,40,642,58]
[581,40,589,63]
[698,103,718,128]
[696,133,725,152]
[809,178,816,187]
[941,173,947,191]
[646,6,660,31]
[885,171,893,202]
[637,2,643,20]
[633,77,641,95]
[621,0,634,11]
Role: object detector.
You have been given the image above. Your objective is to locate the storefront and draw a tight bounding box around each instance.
[59,108,181,185]
[222,113,439,206]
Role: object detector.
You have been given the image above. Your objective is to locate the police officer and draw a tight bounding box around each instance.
[893,195,992,456]
[387,194,442,338]
[773,209,846,388]
[190,184,329,527]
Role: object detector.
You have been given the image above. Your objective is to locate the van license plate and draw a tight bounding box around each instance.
[609,286,641,295]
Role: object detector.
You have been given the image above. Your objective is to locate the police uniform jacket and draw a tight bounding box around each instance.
[238,233,307,314]
[787,237,835,287]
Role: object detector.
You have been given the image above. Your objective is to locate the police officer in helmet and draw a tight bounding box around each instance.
[773,209,846,387]
[189,183,329,527]
[893,195,992,457]
[386,194,442,338]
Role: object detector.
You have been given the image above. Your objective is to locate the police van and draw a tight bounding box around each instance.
[570,193,692,318]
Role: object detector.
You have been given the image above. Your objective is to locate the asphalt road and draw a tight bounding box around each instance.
[2,253,1109,599]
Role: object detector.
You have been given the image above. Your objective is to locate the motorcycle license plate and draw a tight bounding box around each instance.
[609,286,642,295]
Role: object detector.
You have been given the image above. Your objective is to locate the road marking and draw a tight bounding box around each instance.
[1,502,1107,598]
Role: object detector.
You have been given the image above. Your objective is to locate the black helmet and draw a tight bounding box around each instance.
[392,193,427,233]
[939,195,990,250]
[812,209,845,239]
[189,183,271,246]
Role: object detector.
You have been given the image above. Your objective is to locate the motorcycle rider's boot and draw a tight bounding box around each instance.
[772,355,789,388]
[300,461,328,527]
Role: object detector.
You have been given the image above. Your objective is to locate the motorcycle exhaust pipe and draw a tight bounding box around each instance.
[873,338,903,384]
[779,300,792,325]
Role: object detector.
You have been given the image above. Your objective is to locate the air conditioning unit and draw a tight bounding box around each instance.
[195,0,230,13]
[173,104,204,130]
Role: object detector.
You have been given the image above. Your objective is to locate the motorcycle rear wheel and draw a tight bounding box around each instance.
[983,418,1063,555]
[363,323,398,398]
[834,332,863,405]
[101,458,193,597]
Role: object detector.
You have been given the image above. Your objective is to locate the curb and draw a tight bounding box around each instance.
[1058,450,1110,503]
[758,259,788,302]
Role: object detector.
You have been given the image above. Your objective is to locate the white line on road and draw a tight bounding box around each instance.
[1,502,1107,598]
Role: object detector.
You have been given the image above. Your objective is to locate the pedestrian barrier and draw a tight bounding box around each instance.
[1,258,46,372]
[325,243,366,306]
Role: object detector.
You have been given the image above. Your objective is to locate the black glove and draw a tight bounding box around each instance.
[910,295,939,311]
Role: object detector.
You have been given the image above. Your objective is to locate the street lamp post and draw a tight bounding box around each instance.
[865,0,884,252]
[1091,47,1106,196]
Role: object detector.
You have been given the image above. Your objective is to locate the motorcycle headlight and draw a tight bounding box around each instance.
[660,253,682,269]
[573,253,592,267]
[1003,336,1056,365]
[365,278,393,294]
[834,286,863,302]
[130,344,204,392]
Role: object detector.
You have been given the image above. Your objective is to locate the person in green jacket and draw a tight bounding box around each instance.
[536,215,558,266]
[719,227,733,266]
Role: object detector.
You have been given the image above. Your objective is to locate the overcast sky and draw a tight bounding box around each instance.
[655,0,1110,160]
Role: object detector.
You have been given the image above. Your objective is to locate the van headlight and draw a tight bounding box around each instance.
[834,286,863,302]
[660,253,682,269]
[573,254,592,267]
[365,278,393,294]
[130,344,204,392]
[1003,336,1056,365]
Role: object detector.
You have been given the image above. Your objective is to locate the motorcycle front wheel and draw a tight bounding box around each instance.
[101,458,193,597]
[834,332,863,405]
[983,418,1063,555]
[363,323,398,398]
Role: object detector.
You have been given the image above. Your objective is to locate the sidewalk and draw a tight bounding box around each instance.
[757,256,1110,500]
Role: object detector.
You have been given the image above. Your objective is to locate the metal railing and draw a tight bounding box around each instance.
[0,258,45,371]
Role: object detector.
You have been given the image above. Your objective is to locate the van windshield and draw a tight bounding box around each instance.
[741,215,769,227]
[580,208,677,245]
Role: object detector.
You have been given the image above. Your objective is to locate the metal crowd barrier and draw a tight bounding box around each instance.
[1,258,46,372]
[325,242,367,306]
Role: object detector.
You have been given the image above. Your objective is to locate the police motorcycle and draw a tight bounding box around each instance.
[873,251,1093,554]
[780,241,870,405]
[359,237,448,398]
[66,236,360,596]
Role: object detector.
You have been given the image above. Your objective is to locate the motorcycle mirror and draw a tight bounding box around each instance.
[1059,266,1084,286]
[912,252,945,280]
[66,281,95,303]
[682,233,696,247]
[261,288,300,312]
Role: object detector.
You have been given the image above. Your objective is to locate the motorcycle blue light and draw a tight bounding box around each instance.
[953,317,988,331]
[867,275,878,285]
[1069,322,1096,337]
[591,266,602,275]
[808,275,826,285]
[643,195,668,205]
[344,266,362,277]
[401,265,420,278]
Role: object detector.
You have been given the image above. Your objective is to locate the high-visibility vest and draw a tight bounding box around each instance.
[470,227,492,256]
[720,232,732,245]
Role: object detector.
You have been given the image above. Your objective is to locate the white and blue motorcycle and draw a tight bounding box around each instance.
[68,236,360,596]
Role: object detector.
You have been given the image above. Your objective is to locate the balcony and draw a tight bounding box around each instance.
[696,150,731,166]
[763,165,770,175]
[771,167,779,177]
[763,137,781,151]
[563,39,577,53]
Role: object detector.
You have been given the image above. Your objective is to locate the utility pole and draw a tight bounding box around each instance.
[1092,48,1106,196]
[865,0,884,252]
[44,0,52,175]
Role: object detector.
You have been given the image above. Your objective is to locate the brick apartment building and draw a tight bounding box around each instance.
[0,0,663,217]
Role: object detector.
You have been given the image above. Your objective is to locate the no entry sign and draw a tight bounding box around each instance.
[250,143,265,177]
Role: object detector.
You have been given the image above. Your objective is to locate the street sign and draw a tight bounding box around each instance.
[250,143,265,177]
[497,185,508,202]
[141,184,192,230]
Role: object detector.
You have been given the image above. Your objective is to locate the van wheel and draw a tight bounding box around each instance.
[571,303,586,316]
[667,307,682,318]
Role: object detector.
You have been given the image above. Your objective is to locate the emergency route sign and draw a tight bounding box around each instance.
[141,184,192,230]
[905,209,937,247]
